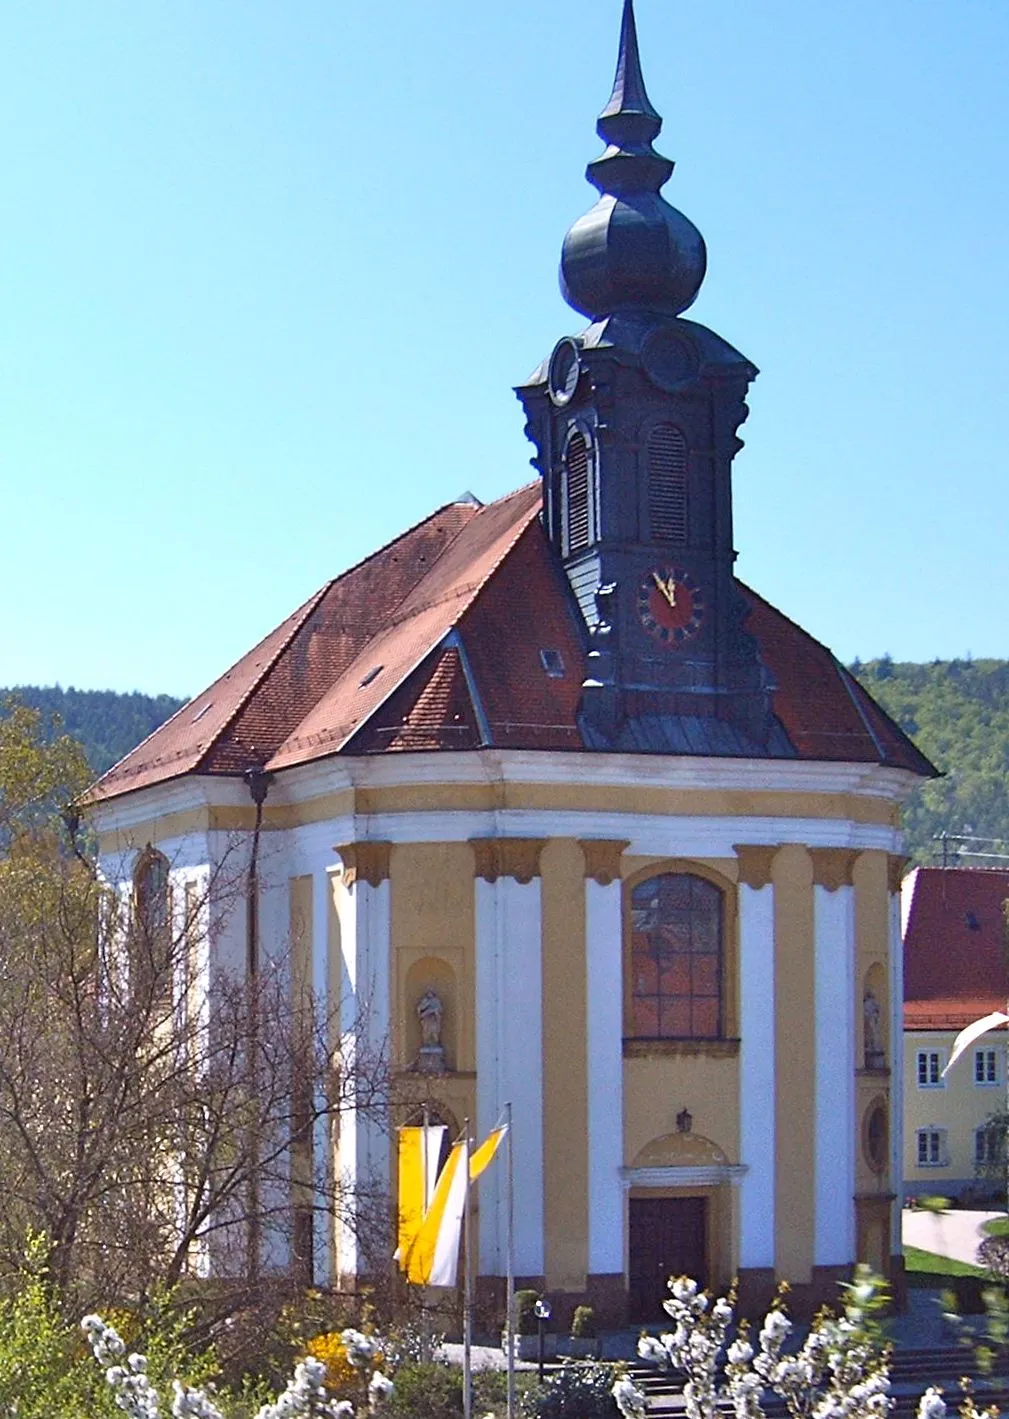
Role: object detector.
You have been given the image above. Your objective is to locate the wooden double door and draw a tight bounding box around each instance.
[628,1195,708,1321]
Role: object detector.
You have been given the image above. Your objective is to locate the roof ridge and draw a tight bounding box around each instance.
[329,494,541,754]
[267,493,541,768]
[190,582,331,775]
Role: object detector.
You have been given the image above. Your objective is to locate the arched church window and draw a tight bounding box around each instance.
[647,423,688,543]
[133,847,171,1000]
[563,430,593,554]
[629,873,722,1038]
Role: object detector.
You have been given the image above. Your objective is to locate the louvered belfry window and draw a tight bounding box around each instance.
[648,423,688,543]
[564,431,592,553]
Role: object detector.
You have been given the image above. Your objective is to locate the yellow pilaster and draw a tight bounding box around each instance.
[541,838,589,1291]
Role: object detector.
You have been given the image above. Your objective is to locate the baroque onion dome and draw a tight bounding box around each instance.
[560,0,706,320]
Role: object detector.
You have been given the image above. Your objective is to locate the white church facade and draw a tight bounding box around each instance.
[88,0,932,1322]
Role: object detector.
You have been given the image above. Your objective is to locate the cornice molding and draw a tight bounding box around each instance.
[334,841,392,888]
[734,845,779,890]
[579,838,630,885]
[887,854,910,894]
[809,847,859,892]
[470,837,547,884]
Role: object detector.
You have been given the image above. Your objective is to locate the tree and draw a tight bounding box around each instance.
[0,698,391,1308]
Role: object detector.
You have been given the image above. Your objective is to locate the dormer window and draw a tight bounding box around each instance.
[648,423,688,543]
[563,430,594,554]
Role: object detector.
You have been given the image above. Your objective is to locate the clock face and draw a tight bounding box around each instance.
[637,566,705,645]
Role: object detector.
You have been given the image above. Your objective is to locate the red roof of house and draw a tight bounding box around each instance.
[903,867,1009,1030]
[87,482,934,803]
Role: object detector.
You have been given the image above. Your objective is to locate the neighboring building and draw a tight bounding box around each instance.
[86,0,934,1319]
[903,866,1009,1202]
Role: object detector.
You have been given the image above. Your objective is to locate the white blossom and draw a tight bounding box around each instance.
[367,1372,394,1411]
[612,1374,648,1419]
[917,1390,947,1419]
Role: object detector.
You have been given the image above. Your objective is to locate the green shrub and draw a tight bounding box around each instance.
[570,1305,595,1339]
[522,1360,619,1419]
[386,1361,462,1419]
[514,1290,539,1336]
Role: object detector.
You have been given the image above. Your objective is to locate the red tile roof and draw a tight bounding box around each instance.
[87,482,934,804]
[904,867,1009,1030]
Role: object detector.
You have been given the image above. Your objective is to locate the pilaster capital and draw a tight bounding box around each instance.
[334,841,393,888]
[809,848,859,892]
[733,845,779,890]
[579,839,630,886]
[470,837,547,884]
[887,854,910,895]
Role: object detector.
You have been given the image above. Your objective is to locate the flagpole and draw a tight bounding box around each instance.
[463,1119,473,1419]
[505,1100,515,1419]
[422,1106,431,1361]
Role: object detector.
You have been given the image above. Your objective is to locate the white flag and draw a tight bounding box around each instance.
[942,1009,1009,1077]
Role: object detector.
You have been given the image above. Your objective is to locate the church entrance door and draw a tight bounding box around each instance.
[628,1196,707,1321]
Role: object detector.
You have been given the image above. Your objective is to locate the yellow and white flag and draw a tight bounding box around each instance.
[402,1119,509,1287]
[396,1124,445,1272]
[943,1009,1009,1077]
[470,1122,507,1182]
[406,1136,470,1287]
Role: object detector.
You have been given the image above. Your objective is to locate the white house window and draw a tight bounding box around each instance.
[917,1129,946,1167]
[976,1126,1002,1167]
[975,1048,998,1085]
[917,1050,943,1088]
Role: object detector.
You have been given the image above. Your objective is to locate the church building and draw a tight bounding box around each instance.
[88,0,934,1320]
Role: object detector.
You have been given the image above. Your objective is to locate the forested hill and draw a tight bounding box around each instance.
[1,686,186,777]
[4,664,1009,865]
[852,658,1009,866]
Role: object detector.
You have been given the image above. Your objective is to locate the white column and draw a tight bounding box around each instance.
[888,887,904,1255]
[739,881,775,1270]
[313,869,335,1285]
[814,883,856,1264]
[332,865,391,1276]
[475,875,544,1277]
[585,878,624,1276]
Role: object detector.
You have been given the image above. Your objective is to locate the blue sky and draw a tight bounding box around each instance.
[1,1,1007,698]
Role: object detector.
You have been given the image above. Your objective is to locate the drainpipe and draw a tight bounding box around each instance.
[244,761,273,1284]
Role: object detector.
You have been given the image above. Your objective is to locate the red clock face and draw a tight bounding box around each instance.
[638,566,705,645]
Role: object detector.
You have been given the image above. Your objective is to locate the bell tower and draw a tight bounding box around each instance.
[517,0,788,756]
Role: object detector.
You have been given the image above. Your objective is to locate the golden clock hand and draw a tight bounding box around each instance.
[651,570,676,607]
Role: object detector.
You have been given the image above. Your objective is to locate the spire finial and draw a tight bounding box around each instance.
[559,0,707,320]
[599,0,661,135]
[589,0,672,197]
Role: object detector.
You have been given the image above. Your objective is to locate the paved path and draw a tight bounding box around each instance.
[902,1207,1003,1267]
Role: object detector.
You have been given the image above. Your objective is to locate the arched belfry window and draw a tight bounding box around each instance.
[647,423,688,543]
[563,429,593,554]
[629,873,722,1038]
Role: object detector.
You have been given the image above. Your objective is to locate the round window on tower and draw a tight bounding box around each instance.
[548,338,581,406]
[642,327,699,392]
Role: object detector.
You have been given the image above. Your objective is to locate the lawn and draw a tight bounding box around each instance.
[904,1245,985,1277]
[982,1215,1009,1238]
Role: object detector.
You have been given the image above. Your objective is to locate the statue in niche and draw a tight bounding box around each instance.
[415,989,447,1075]
[863,989,884,1068]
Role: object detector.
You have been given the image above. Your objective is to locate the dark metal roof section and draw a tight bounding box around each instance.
[560,0,707,320]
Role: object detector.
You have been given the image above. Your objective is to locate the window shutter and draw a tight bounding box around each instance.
[648,423,688,542]
[565,432,591,553]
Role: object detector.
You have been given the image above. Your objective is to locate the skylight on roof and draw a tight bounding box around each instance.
[359,666,383,688]
[191,702,213,723]
[540,649,565,678]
